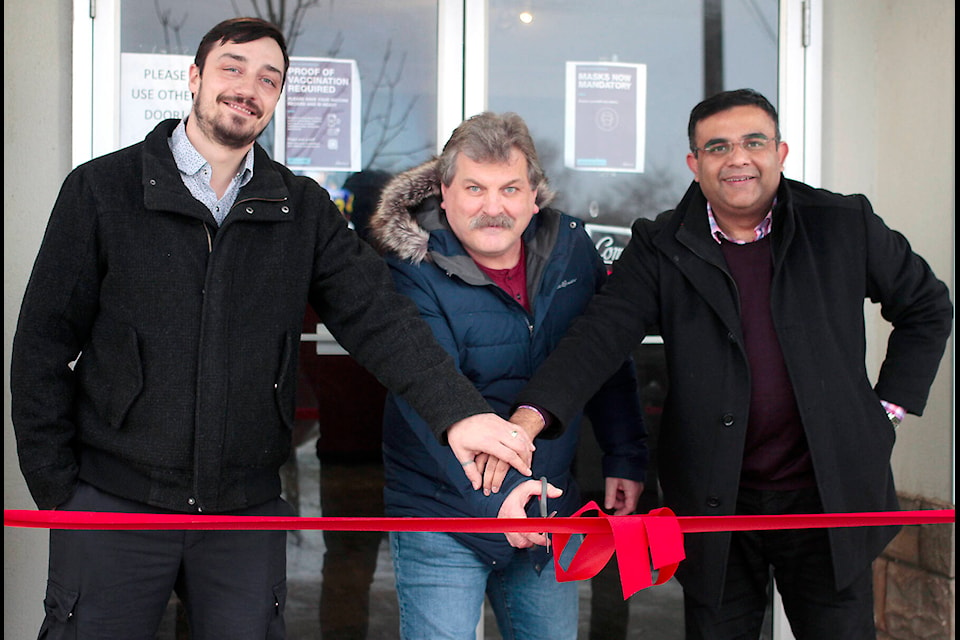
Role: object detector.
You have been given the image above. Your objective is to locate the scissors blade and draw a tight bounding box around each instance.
[558,533,584,570]
[539,476,552,554]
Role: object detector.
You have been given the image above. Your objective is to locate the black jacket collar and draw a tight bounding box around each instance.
[141,119,290,225]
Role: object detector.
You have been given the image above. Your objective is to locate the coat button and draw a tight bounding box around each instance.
[187,497,196,506]
[721,413,735,427]
[706,496,721,508]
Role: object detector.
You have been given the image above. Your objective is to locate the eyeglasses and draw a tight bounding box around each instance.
[693,136,778,157]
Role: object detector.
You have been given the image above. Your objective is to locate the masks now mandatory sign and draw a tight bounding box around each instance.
[564,61,647,173]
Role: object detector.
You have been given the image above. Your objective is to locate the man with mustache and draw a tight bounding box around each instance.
[10,19,533,639]
[368,111,648,639]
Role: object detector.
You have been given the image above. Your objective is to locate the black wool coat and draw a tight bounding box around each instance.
[518,177,953,606]
[11,119,490,513]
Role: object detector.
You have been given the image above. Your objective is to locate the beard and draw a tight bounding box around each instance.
[192,91,267,149]
[470,213,515,230]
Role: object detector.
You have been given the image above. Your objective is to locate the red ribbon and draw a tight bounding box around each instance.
[5,507,954,600]
[551,502,684,598]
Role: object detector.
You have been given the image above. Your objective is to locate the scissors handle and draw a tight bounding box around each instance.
[539,476,548,518]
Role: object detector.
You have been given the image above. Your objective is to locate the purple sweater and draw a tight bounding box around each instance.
[720,236,815,491]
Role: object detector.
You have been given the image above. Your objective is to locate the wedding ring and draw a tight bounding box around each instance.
[461,459,475,467]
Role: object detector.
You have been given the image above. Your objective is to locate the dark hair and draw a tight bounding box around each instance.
[438,111,554,207]
[343,170,393,242]
[687,89,780,152]
[194,18,289,86]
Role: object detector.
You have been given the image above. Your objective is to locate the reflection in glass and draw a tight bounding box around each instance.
[121,0,438,193]
[486,0,778,227]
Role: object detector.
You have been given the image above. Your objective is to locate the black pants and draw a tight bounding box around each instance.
[683,487,876,640]
[39,482,291,640]
[318,459,385,640]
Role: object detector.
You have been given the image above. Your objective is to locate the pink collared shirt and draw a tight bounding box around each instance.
[707,203,773,244]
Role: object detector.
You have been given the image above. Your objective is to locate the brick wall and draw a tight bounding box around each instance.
[875,494,955,640]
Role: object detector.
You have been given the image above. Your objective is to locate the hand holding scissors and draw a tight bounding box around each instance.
[497,477,561,550]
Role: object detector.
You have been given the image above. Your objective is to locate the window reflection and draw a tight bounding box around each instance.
[121,0,438,184]
[485,0,778,227]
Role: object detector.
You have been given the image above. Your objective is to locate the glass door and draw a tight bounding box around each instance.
[464,3,808,638]
[106,0,444,181]
[476,0,781,227]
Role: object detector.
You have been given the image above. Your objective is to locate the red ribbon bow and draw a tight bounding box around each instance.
[552,501,684,599]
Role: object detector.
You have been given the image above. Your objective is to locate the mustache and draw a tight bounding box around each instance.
[470,214,515,230]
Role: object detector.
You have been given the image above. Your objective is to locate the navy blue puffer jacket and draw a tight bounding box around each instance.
[370,160,648,567]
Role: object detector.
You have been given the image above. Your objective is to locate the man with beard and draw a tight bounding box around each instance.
[10,18,533,640]
[368,111,648,639]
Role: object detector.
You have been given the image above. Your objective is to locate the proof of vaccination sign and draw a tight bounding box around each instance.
[281,57,361,172]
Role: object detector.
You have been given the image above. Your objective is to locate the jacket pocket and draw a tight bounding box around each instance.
[75,317,144,429]
[267,578,288,639]
[38,580,78,639]
[273,330,297,432]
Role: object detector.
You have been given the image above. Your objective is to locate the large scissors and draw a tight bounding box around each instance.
[541,476,584,567]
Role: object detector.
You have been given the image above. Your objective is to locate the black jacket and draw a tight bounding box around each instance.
[11,119,490,513]
[518,178,953,605]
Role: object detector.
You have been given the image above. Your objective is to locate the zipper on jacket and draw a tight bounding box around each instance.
[231,195,289,211]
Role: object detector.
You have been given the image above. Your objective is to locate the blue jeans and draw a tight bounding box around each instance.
[390,531,579,640]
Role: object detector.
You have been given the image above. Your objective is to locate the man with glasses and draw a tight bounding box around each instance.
[494,88,953,638]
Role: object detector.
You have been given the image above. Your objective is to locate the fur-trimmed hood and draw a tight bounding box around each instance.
[369,159,442,264]
[369,158,556,264]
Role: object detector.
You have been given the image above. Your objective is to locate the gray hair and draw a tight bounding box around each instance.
[437,112,554,207]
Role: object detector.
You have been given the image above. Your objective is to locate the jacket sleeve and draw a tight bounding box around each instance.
[517,218,660,432]
[383,259,523,518]
[584,358,649,483]
[304,186,493,437]
[11,168,101,509]
[863,199,953,414]
[575,235,649,482]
